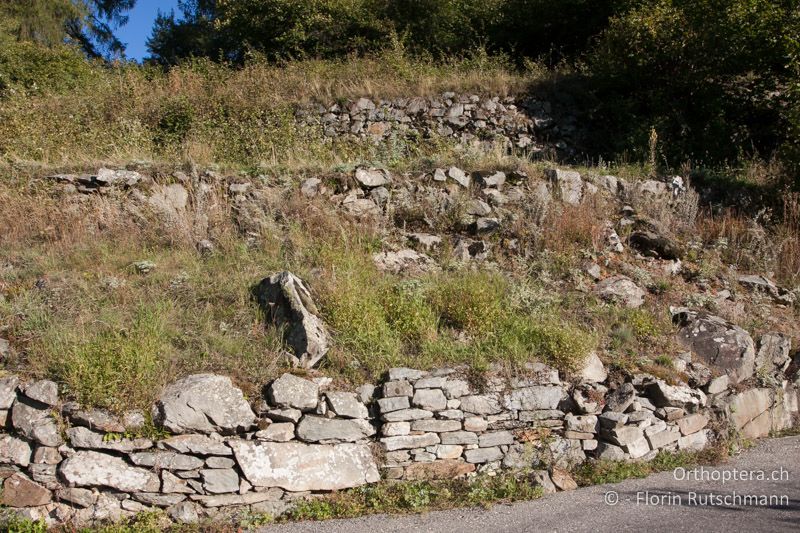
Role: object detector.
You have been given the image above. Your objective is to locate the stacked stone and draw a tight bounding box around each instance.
[575,379,712,461]
[294,93,570,154]
[0,373,379,527]
[376,365,584,482]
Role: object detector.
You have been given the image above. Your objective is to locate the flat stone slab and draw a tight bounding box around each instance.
[229,441,379,492]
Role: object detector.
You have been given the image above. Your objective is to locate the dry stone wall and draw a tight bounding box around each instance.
[294,93,575,156]
[1,355,797,527]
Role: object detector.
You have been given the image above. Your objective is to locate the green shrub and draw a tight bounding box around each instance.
[429,271,507,335]
[0,40,98,97]
[48,305,172,412]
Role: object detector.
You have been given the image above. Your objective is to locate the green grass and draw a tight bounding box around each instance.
[286,474,545,521]
[572,448,724,486]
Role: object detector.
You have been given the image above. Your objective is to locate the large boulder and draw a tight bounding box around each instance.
[152,374,255,434]
[60,451,160,492]
[673,309,756,383]
[229,441,379,491]
[253,271,330,368]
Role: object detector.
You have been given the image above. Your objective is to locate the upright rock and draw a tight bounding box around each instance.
[253,271,330,368]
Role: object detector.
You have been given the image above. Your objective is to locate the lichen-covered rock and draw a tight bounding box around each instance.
[11,399,63,447]
[161,434,232,456]
[229,441,379,491]
[268,373,319,411]
[673,309,756,383]
[60,451,161,492]
[22,380,59,406]
[325,391,369,419]
[545,169,583,205]
[153,374,255,435]
[296,416,367,443]
[594,276,645,308]
[67,427,152,453]
[644,379,706,409]
[372,249,438,275]
[505,386,564,411]
[0,435,32,466]
[0,375,19,409]
[253,271,330,368]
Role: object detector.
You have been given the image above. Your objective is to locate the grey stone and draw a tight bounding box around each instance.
[167,501,200,524]
[530,470,557,494]
[674,309,756,383]
[755,332,792,374]
[383,380,413,397]
[67,427,152,453]
[230,441,379,491]
[440,431,479,445]
[128,451,204,471]
[447,167,470,187]
[253,271,330,368]
[153,374,255,434]
[727,388,773,429]
[646,428,681,449]
[677,413,709,436]
[381,422,410,436]
[377,396,410,413]
[545,169,583,205]
[565,414,598,433]
[605,383,637,412]
[596,442,628,461]
[11,399,63,447]
[300,177,322,197]
[325,392,368,419]
[478,431,514,447]
[32,446,61,465]
[296,416,367,443]
[56,487,96,508]
[387,368,428,381]
[190,490,282,508]
[0,375,19,409]
[201,469,240,494]
[460,394,503,415]
[162,471,195,494]
[381,433,440,451]
[579,352,608,383]
[255,422,295,442]
[644,379,706,409]
[414,376,447,389]
[412,389,447,411]
[603,426,644,446]
[505,386,563,411]
[268,373,319,411]
[132,493,186,507]
[463,416,488,431]
[355,168,390,188]
[266,408,303,423]
[441,379,470,399]
[60,451,160,492]
[706,375,730,394]
[410,419,461,432]
[68,409,125,433]
[381,408,433,422]
[0,435,32,467]
[161,435,232,456]
[595,276,645,308]
[464,446,503,464]
[372,249,438,276]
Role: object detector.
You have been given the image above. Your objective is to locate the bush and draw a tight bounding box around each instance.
[47,306,172,411]
[586,0,800,166]
[0,40,98,97]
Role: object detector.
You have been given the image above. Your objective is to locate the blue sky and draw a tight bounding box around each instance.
[117,0,181,61]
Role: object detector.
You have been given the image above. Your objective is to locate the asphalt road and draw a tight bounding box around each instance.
[260,435,800,533]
